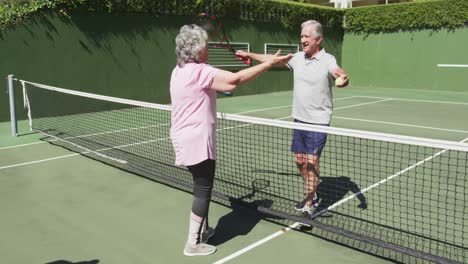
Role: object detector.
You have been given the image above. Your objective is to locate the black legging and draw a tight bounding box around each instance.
[187,159,215,218]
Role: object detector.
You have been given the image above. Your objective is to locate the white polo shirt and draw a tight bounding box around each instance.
[287,49,338,124]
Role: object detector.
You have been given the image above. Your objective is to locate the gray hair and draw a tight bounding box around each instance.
[301,20,323,37]
[175,24,208,66]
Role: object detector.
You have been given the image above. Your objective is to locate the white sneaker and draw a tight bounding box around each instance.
[302,204,313,217]
[294,193,321,212]
[311,193,322,208]
[183,243,216,256]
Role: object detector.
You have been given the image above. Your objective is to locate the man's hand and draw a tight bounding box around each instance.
[236,49,292,65]
[235,50,249,59]
[267,50,293,66]
[333,68,349,88]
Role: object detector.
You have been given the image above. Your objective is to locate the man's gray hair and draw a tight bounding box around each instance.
[175,24,208,66]
[301,20,323,37]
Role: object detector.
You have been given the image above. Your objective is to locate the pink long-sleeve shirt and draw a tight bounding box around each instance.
[170,63,219,166]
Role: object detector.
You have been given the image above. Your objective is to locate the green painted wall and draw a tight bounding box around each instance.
[2,9,467,123]
[0,11,343,122]
[342,26,468,91]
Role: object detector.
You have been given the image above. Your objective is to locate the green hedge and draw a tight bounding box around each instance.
[344,0,468,32]
[1,0,466,33]
[0,0,83,27]
[0,0,343,30]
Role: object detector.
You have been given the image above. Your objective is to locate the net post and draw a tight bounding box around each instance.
[7,74,17,137]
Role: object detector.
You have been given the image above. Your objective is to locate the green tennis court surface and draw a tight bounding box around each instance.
[1,84,467,264]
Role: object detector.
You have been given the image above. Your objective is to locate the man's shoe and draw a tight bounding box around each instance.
[295,193,321,211]
[302,204,313,217]
[294,198,307,211]
[201,227,215,243]
[312,193,322,209]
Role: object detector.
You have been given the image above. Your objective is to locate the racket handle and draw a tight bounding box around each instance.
[236,54,251,65]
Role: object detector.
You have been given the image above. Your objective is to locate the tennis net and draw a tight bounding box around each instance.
[19,80,467,264]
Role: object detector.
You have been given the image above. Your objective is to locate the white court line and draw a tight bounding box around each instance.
[275,98,393,120]
[333,116,468,134]
[437,64,468,68]
[0,135,173,170]
[355,96,468,106]
[331,98,392,110]
[0,141,45,150]
[0,123,169,150]
[236,105,292,115]
[0,153,80,170]
[235,96,356,115]
[213,222,301,264]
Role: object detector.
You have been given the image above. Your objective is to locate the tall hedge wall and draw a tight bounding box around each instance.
[2,0,467,33]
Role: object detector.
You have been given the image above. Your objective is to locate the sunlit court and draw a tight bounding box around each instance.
[1,1,467,264]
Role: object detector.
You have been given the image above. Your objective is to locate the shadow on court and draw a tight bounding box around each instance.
[253,170,367,213]
[45,260,99,264]
[316,176,367,212]
[210,199,278,246]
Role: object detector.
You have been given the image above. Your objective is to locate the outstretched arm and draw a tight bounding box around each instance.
[211,50,293,93]
[236,50,291,67]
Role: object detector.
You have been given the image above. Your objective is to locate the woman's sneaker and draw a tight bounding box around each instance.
[183,243,216,256]
[294,193,321,211]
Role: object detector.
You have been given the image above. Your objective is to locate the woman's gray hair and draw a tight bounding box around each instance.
[301,20,323,37]
[175,24,208,66]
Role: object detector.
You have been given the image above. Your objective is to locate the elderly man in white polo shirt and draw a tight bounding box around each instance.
[236,20,349,216]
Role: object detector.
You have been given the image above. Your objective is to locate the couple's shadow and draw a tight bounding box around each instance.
[209,199,276,246]
[210,175,367,245]
[45,260,99,264]
[316,176,367,212]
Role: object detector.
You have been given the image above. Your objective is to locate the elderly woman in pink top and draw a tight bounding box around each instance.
[170,24,292,256]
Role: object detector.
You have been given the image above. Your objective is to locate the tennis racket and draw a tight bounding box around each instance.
[194,13,251,66]
[239,179,270,200]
